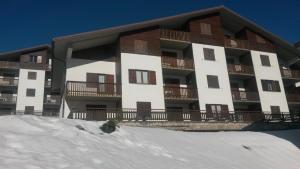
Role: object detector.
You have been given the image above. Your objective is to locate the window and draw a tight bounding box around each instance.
[129,69,156,84]
[270,106,280,114]
[203,48,215,61]
[200,23,212,35]
[25,106,34,114]
[134,40,148,54]
[26,88,36,97]
[261,80,280,92]
[27,72,37,80]
[260,55,271,66]
[207,75,219,88]
[29,55,42,63]
[29,55,37,63]
[256,35,266,44]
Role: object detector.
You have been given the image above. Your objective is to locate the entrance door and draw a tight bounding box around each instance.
[271,106,281,120]
[86,105,107,121]
[166,107,183,121]
[137,102,151,121]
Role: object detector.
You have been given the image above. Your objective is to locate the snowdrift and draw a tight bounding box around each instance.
[0,115,299,169]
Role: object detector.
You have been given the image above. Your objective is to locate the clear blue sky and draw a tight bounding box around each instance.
[0,0,299,52]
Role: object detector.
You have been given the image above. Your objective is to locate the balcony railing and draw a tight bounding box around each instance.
[286,94,300,103]
[227,64,254,75]
[160,29,191,42]
[281,68,300,79]
[0,77,18,86]
[68,109,299,122]
[66,81,121,97]
[224,39,250,49]
[0,61,20,69]
[44,95,61,105]
[0,94,17,104]
[161,56,194,70]
[164,86,198,100]
[231,90,260,102]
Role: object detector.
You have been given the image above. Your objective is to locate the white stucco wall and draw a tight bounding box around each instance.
[251,50,289,112]
[192,43,234,111]
[16,69,45,114]
[66,58,116,82]
[121,53,165,110]
[63,58,117,118]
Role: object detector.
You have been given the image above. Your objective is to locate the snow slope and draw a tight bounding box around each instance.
[0,115,299,169]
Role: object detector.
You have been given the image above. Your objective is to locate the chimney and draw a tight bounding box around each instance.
[295,42,300,49]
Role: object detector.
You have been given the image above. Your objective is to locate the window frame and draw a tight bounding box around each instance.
[261,80,281,92]
[203,48,215,61]
[260,55,271,67]
[128,69,156,85]
[26,88,36,97]
[207,75,220,89]
[27,71,37,80]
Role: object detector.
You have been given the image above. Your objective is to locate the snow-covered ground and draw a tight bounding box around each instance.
[0,115,299,169]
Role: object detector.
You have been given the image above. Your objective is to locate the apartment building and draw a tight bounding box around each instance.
[0,45,60,115]
[1,6,300,121]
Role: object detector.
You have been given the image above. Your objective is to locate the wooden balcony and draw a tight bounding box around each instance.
[224,39,250,49]
[224,39,276,53]
[286,94,300,104]
[44,95,61,105]
[164,86,198,101]
[281,68,300,80]
[231,90,260,102]
[66,81,121,98]
[161,56,194,71]
[227,64,254,76]
[0,94,17,104]
[160,29,191,42]
[0,77,18,86]
[0,61,20,69]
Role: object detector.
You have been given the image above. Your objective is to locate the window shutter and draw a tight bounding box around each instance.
[221,105,229,114]
[105,75,114,83]
[20,55,30,63]
[86,73,98,88]
[105,75,114,94]
[37,56,43,63]
[134,40,148,54]
[273,81,281,92]
[200,23,212,35]
[129,70,136,83]
[260,55,271,66]
[148,71,156,85]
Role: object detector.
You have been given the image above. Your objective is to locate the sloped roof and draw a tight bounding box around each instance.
[0,44,50,59]
[52,6,300,62]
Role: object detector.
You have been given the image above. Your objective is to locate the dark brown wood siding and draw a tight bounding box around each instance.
[119,28,161,56]
[188,13,224,46]
[236,28,275,52]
